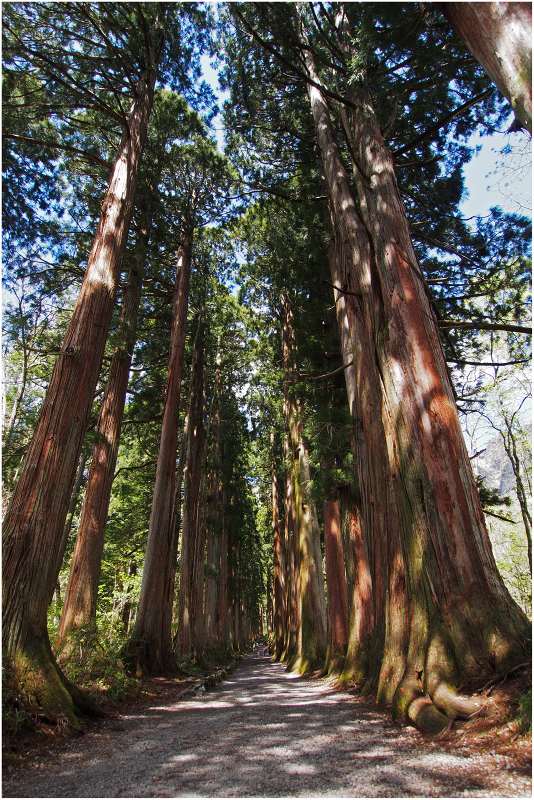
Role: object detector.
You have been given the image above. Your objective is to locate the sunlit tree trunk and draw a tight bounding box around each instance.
[129,228,193,675]
[2,62,158,723]
[302,23,529,731]
[58,206,150,649]
[281,295,327,673]
[324,498,349,673]
[444,2,532,132]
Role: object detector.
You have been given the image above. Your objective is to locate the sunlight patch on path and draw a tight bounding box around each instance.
[3,652,531,798]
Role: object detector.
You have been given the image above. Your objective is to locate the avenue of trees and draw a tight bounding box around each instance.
[2,2,532,736]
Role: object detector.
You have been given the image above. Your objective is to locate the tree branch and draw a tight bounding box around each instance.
[4,132,110,169]
[286,360,354,383]
[448,358,530,367]
[394,88,494,155]
[233,7,356,110]
[439,321,532,335]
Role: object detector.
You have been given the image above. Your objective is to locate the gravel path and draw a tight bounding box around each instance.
[3,652,531,798]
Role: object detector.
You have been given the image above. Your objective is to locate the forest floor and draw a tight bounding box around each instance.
[3,651,531,798]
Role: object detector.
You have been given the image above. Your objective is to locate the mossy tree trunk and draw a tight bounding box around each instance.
[128,228,193,675]
[443,2,532,132]
[2,63,158,724]
[302,23,530,731]
[58,205,151,651]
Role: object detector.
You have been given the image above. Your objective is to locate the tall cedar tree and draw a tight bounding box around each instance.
[226,2,530,731]
[2,3,208,723]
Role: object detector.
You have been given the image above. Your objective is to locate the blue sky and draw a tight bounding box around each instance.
[200,54,532,223]
[461,129,532,219]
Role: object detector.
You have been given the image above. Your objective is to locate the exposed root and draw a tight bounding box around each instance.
[406,695,450,735]
[428,679,484,720]
[9,635,99,729]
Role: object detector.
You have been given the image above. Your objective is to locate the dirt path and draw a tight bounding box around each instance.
[3,652,531,798]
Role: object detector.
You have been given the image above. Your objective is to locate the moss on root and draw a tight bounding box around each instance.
[8,635,99,730]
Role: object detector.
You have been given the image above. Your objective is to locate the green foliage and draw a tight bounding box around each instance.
[518,689,532,733]
[58,626,138,703]
[2,665,36,737]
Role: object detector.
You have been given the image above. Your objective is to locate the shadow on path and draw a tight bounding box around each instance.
[3,652,531,797]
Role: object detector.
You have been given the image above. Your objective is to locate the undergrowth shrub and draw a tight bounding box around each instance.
[56,625,138,702]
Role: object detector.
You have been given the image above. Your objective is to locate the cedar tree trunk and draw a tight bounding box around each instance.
[324,499,349,673]
[302,31,529,731]
[2,64,158,724]
[444,2,532,132]
[281,295,327,673]
[58,207,150,649]
[175,320,206,660]
[128,229,193,675]
[272,451,286,660]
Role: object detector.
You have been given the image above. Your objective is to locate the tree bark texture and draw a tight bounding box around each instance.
[272,452,286,661]
[281,295,327,673]
[2,62,158,722]
[280,432,298,663]
[176,320,206,660]
[302,28,529,731]
[58,206,151,647]
[129,229,193,674]
[324,499,349,672]
[191,472,208,656]
[216,496,230,650]
[204,366,225,652]
[444,2,532,132]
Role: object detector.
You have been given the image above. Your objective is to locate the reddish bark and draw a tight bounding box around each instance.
[324,499,349,669]
[444,2,532,132]
[129,230,193,674]
[280,295,327,672]
[2,62,158,722]
[58,209,150,647]
[280,433,298,663]
[344,504,374,684]
[302,26,529,731]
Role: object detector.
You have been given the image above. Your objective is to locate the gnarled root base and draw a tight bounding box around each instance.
[7,634,100,729]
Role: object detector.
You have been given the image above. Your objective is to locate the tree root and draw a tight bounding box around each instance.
[427,679,484,720]
[10,634,101,729]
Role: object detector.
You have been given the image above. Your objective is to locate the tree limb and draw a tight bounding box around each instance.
[439,321,532,335]
[394,88,493,155]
